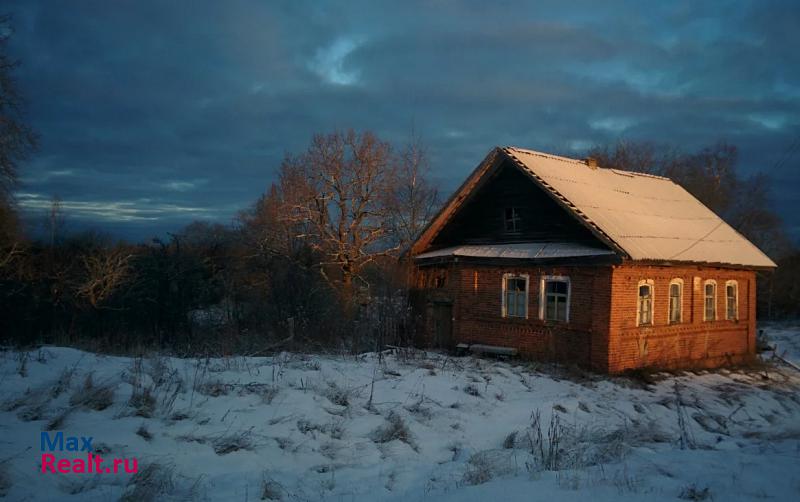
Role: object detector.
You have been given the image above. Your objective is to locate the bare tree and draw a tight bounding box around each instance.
[278,130,399,295]
[0,15,37,196]
[0,15,36,262]
[76,246,135,308]
[386,133,440,250]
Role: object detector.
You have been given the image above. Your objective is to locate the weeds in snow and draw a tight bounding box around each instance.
[51,366,76,399]
[463,384,481,397]
[136,424,153,441]
[679,483,712,501]
[322,381,353,407]
[120,462,175,502]
[370,411,417,451]
[261,473,286,500]
[69,373,115,411]
[213,429,256,455]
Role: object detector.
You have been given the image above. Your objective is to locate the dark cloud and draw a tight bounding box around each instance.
[4,0,800,242]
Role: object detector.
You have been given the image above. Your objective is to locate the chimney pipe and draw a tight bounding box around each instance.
[585,157,598,169]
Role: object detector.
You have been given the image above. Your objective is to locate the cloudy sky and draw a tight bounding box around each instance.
[5,0,800,242]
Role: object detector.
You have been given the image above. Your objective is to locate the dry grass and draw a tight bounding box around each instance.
[69,373,115,411]
[370,412,417,451]
[261,474,286,500]
[120,463,175,502]
[679,483,712,501]
[212,429,256,455]
[136,423,153,441]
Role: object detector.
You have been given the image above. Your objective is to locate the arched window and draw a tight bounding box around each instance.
[668,279,683,324]
[704,280,717,321]
[637,280,654,326]
[725,280,738,320]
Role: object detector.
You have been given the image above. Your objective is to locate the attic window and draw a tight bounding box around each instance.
[504,207,521,233]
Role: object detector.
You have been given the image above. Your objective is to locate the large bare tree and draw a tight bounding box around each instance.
[278,130,399,294]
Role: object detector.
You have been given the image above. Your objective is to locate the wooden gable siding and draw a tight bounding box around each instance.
[430,160,604,249]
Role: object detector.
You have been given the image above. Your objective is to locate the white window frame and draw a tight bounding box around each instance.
[636,279,655,327]
[725,280,739,320]
[501,273,529,319]
[668,278,683,324]
[538,275,571,322]
[703,280,717,321]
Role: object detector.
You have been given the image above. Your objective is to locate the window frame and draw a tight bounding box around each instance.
[636,279,655,327]
[538,275,571,323]
[703,279,717,321]
[668,278,683,324]
[725,280,738,320]
[503,207,521,233]
[501,273,529,319]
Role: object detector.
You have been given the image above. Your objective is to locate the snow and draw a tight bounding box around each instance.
[1,326,799,501]
[504,147,776,268]
[415,242,615,261]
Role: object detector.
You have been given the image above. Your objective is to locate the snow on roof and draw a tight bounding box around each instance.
[501,147,776,269]
[415,242,616,261]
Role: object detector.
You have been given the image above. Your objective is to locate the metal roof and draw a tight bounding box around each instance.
[502,147,777,268]
[415,242,616,261]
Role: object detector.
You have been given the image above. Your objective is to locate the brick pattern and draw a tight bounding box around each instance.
[411,261,757,373]
[607,263,756,372]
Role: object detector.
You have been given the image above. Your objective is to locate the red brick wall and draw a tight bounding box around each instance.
[411,261,757,373]
[414,263,612,368]
[606,263,757,372]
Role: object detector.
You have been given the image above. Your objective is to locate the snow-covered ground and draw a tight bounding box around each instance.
[0,326,799,501]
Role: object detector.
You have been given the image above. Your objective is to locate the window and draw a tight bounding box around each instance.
[504,207,521,232]
[704,280,717,321]
[502,274,529,318]
[725,280,738,320]
[637,280,654,326]
[668,279,683,324]
[539,276,570,322]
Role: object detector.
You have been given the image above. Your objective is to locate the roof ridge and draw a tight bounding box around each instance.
[505,145,672,181]
[504,146,585,165]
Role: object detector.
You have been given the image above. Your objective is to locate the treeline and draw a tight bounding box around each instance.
[0,131,438,353]
[1,135,799,353]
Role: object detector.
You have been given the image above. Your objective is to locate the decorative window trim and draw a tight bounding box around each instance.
[538,275,571,322]
[668,278,684,324]
[501,273,529,319]
[636,279,655,327]
[725,280,739,320]
[703,279,717,321]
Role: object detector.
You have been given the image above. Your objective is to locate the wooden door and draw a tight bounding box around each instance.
[432,303,453,348]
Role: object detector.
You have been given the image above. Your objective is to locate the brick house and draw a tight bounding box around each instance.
[408,147,776,373]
